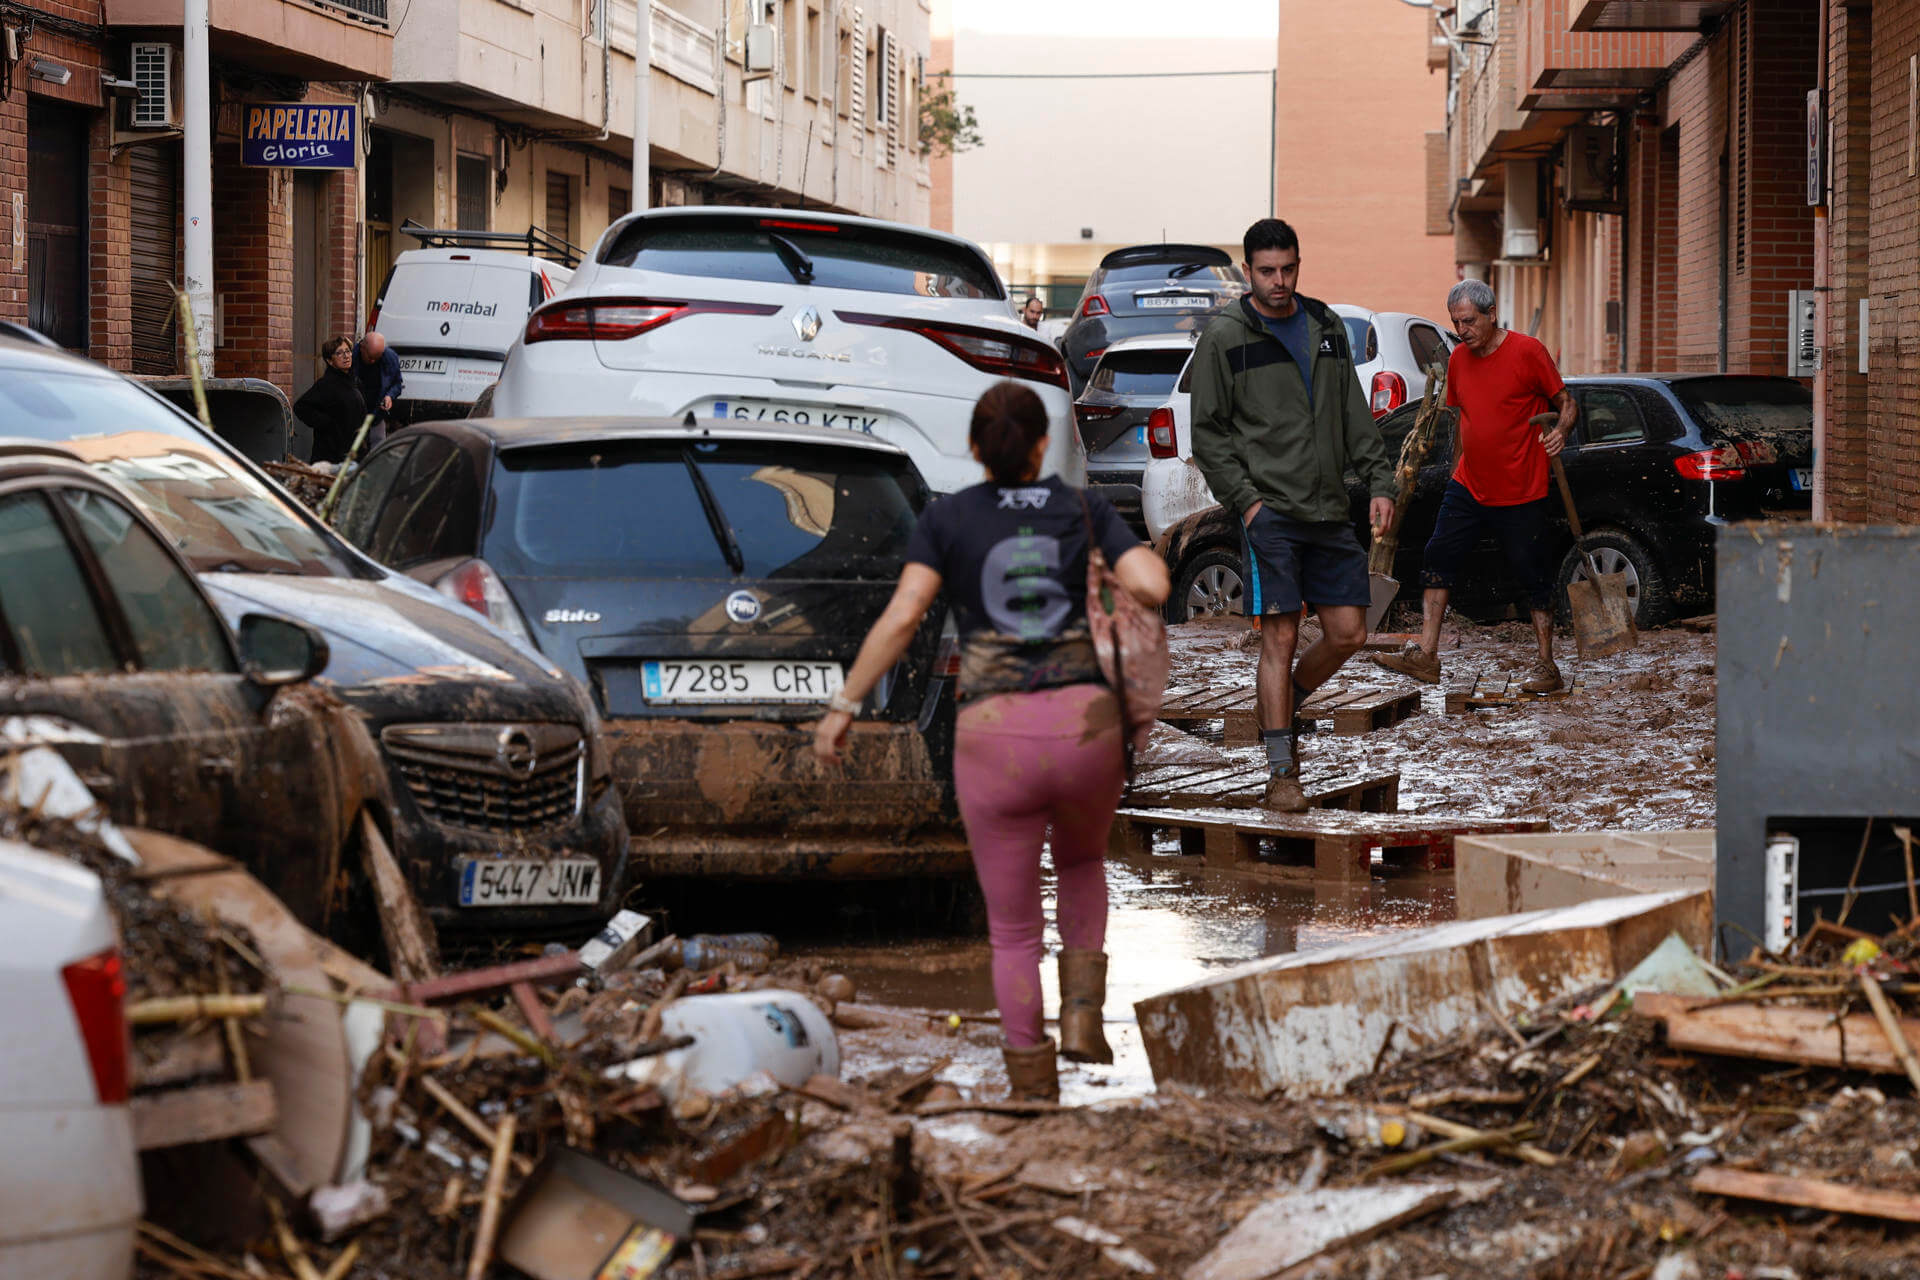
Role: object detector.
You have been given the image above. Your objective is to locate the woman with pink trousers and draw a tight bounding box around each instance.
[814,382,1169,1100]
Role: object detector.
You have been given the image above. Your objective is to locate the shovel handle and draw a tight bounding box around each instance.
[1549,456,1583,540]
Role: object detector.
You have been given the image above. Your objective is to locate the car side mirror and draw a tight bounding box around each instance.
[238,613,330,687]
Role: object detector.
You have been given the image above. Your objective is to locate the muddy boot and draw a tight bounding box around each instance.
[1262,769,1309,813]
[1002,1038,1060,1102]
[1521,656,1564,694]
[1371,641,1441,684]
[1058,950,1113,1064]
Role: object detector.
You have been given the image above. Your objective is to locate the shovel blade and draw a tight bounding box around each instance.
[1366,573,1399,636]
[1566,572,1639,659]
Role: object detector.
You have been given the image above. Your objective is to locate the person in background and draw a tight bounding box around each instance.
[294,337,367,465]
[1021,295,1045,329]
[355,331,405,444]
[813,381,1170,1101]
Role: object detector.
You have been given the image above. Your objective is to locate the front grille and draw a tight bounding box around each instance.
[382,722,585,835]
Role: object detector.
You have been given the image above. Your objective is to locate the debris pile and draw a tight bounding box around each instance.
[261,459,337,514]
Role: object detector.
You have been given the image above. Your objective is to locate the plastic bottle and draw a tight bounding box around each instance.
[680,934,781,973]
[609,991,840,1100]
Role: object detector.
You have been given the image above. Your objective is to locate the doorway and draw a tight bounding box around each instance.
[291,172,331,397]
[27,101,90,350]
[128,142,180,375]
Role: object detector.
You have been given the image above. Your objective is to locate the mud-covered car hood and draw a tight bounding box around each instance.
[199,572,589,725]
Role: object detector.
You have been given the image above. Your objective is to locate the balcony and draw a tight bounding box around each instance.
[1570,1,1734,32]
[1519,0,1693,97]
[106,0,392,82]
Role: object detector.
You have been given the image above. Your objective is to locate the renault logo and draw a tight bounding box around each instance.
[792,305,822,343]
[496,727,538,776]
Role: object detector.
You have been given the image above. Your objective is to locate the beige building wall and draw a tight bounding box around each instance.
[1275,0,1457,319]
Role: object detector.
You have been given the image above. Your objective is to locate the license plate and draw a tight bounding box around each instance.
[398,356,447,374]
[642,658,844,704]
[710,399,886,434]
[1137,295,1210,309]
[1790,468,1812,491]
[457,858,601,907]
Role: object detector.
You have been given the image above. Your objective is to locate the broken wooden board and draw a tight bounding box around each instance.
[1691,1167,1920,1223]
[1109,806,1545,879]
[1444,672,1590,714]
[1185,1181,1487,1280]
[1296,685,1424,737]
[1136,890,1711,1098]
[1123,764,1399,815]
[1635,992,1920,1077]
[132,1079,277,1151]
[1456,829,1715,919]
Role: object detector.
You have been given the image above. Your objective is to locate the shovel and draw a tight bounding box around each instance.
[1539,415,1638,659]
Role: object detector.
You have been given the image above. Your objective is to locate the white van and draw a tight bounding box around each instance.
[370,225,578,422]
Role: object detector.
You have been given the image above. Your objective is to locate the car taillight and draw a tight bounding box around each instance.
[1674,446,1747,482]
[366,306,380,331]
[524,298,779,343]
[1732,439,1778,465]
[433,559,536,646]
[1080,295,1110,318]
[1147,407,1178,458]
[1369,371,1407,418]
[834,311,1069,389]
[63,949,127,1105]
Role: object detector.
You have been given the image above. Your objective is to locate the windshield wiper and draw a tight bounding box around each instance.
[1168,262,1212,280]
[766,232,815,284]
[681,446,746,576]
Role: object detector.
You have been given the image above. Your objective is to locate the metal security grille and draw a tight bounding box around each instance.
[129,143,178,375]
[308,0,389,25]
[545,173,573,251]
[131,43,173,129]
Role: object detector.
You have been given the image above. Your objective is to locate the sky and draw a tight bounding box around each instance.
[951,0,1278,40]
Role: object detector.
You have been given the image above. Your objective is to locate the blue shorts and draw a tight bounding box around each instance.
[1419,480,1557,611]
[1242,506,1371,616]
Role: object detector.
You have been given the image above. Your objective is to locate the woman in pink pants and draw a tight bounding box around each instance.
[814,382,1169,1100]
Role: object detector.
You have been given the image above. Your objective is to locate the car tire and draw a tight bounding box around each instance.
[1555,528,1672,629]
[1169,545,1248,623]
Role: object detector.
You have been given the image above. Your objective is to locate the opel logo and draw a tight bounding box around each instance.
[725,590,762,624]
[496,728,538,776]
[792,305,822,343]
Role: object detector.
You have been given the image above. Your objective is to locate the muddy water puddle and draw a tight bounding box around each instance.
[794,853,1452,1103]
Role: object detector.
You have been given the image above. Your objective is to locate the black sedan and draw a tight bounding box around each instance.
[330,417,972,888]
[0,337,630,940]
[1156,373,1812,626]
[1061,244,1244,389]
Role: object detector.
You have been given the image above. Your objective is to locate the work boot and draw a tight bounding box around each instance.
[1371,641,1442,684]
[1058,950,1114,1065]
[1002,1038,1060,1102]
[1521,656,1564,694]
[1262,770,1309,813]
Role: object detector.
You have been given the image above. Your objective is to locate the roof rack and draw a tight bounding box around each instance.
[399,219,583,268]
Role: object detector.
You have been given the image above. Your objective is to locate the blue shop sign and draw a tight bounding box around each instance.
[242,103,358,169]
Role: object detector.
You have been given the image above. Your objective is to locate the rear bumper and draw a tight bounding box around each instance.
[629,830,973,879]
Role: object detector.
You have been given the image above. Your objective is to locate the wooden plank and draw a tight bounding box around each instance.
[1691,1167,1920,1224]
[1634,994,1920,1076]
[1112,805,1543,880]
[132,1030,227,1091]
[358,811,441,984]
[1222,709,1261,748]
[1188,1183,1472,1280]
[133,1080,277,1150]
[1331,689,1423,737]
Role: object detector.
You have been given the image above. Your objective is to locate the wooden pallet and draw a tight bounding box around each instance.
[1126,763,1399,813]
[1109,807,1550,879]
[1162,684,1421,747]
[1444,673,1590,714]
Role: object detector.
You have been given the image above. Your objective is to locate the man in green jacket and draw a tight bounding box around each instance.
[1190,218,1396,811]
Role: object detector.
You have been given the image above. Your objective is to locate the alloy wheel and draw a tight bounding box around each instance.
[1582,545,1642,608]
[1185,563,1246,620]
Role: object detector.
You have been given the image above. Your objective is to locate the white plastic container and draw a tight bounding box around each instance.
[609,991,839,1100]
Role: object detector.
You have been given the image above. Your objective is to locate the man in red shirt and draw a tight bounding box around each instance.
[1374,279,1579,692]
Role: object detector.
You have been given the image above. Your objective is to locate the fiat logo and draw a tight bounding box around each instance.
[725,591,761,624]
[792,305,822,343]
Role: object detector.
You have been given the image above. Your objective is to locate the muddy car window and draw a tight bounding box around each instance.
[1668,376,1813,442]
[363,437,478,569]
[485,441,922,581]
[63,489,234,674]
[0,371,353,577]
[333,441,413,550]
[0,491,119,676]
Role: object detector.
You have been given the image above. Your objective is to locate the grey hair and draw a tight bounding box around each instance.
[1447,279,1497,316]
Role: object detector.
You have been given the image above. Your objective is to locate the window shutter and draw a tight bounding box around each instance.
[882,29,900,167]
[849,17,866,125]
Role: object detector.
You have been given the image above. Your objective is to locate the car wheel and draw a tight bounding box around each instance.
[1170,546,1247,623]
[1555,528,1672,628]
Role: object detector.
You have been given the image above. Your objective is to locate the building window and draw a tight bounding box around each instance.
[783,0,799,90]
[868,26,883,128]
[837,25,853,119]
[586,0,606,41]
[610,185,631,223]
[546,171,575,248]
[456,154,490,230]
[805,3,823,102]
[26,101,88,351]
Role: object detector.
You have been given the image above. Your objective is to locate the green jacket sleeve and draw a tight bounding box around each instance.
[1189,330,1261,519]
[1341,361,1396,500]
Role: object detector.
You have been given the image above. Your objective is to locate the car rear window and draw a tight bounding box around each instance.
[599,216,1001,300]
[0,370,353,577]
[484,439,927,581]
[1669,377,1812,443]
[1343,317,1377,362]
[1088,349,1189,397]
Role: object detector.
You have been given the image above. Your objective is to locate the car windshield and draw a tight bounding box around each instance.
[485,439,926,581]
[1087,349,1189,398]
[1669,377,1813,443]
[0,370,353,577]
[599,216,1001,299]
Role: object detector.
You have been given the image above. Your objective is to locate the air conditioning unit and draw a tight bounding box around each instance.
[1502,160,1541,259]
[1563,125,1620,211]
[1787,288,1818,377]
[744,22,775,73]
[130,43,176,129]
